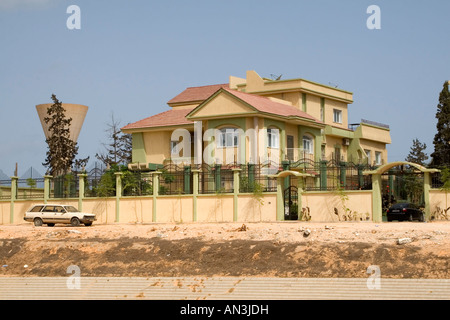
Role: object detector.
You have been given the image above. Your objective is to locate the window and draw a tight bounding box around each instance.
[375,151,382,165]
[333,109,342,123]
[267,128,279,148]
[218,128,239,147]
[320,98,325,122]
[302,135,313,154]
[365,149,371,163]
[30,206,44,212]
[170,140,178,155]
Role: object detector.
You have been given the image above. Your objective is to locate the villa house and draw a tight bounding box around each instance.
[122,70,391,171]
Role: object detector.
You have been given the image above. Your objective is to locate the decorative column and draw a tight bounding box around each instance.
[423,172,431,221]
[371,173,382,223]
[114,172,123,223]
[44,175,52,204]
[77,173,87,211]
[152,171,162,222]
[276,177,284,221]
[192,169,200,222]
[10,176,18,224]
[232,168,241,222]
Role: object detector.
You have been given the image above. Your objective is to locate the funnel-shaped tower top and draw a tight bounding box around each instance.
[36,103,88,142]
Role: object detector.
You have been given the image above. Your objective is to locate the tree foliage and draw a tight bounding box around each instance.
[42,94,79,176]
[95,114,132,167]
[431,81,450,167]
[405,138,429,166]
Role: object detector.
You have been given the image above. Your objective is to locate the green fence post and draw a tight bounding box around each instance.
[282,160,290,189]
[320,160,327,191]
[44,175,52,204]
[184,166,191,194]
[78,173,87,211]
[232,168,241,222]
[10,176,18,224]
[248,163,255,192]
[215,164,221,192]
[114,172,123,223]
[357,165,364,189]
[192,169,200,222]
[424,172,431,221]
[372,173,382,223]
[152,171,161,222]
[276,177,284,221]
[340,161,347,188]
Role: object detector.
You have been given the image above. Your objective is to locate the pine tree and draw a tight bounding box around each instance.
[95,113,132,167]
[405,138,429,166]
[42,94,79,176]
[431,81,450,167]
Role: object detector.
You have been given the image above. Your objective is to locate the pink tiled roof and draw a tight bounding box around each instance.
[167,83,229,105]
[123,86,322,131]
[221,88,319,121]
[122,107,194,130]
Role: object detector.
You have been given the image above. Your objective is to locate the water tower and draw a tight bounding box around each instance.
[36,103,88,143]
[36,102,88,196]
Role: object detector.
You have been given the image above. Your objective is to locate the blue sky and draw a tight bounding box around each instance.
[1,0,449,176]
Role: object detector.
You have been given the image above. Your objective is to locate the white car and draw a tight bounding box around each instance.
[24,204,96,227]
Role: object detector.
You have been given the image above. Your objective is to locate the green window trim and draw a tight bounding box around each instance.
[302,93,307,112]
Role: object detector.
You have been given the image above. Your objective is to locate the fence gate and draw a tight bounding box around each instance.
[284,186,298,220]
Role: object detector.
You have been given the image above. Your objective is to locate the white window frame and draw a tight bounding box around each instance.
[217,128,239,148]
[365,149,371,163]
[375,151,382,165]
[267,128,279,149]
[302,135,314,154]
[333,109,342,124]
[170,140,178,155]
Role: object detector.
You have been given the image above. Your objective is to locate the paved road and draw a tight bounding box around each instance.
[1,277,449,300]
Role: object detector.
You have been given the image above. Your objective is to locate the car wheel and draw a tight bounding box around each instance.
[33,218,43,227]
[84,222,92,227]
[419,213,425,222]
[70,217,81,227]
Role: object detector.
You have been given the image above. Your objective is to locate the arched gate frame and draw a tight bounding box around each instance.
[269,170,315,221]
[364,161,440,222]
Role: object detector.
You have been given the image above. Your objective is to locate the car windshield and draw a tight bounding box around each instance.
[65,206,79,212]
[390,203,409,209]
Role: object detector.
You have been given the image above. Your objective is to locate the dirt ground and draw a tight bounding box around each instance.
[0,221,449,279]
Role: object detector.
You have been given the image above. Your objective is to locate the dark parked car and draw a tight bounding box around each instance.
[386,202,424,222]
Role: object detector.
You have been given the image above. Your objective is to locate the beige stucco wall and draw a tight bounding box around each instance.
[196,195,234,222]
[429,190,450,220]
[156,196,193,223]
[0,202,10,224]
[325,100,348,129]
[302,190,373,222]
[190,92,253,118]
[81,198,116,224]
[119,197,153,223]
[237,193,277,222]
[143,131,172,164]
[324,135,348,161]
